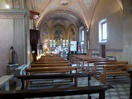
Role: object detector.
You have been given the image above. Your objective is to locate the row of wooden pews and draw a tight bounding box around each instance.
[25,56,113,98]
[69,54,114,72]
[0,73,113,99]
[0,55,114,99]
[26,55,78,88]
[69,54,132,84]
[30,56,73,76]
[93,61,132,84]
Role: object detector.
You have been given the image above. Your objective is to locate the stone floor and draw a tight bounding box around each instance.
[11,63,131,99]
[26,76,130,99]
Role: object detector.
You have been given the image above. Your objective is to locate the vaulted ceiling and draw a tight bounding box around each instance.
[29,0,123,31]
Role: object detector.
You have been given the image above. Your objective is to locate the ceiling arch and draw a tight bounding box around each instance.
[31,0,123,31]
[30,0,101,31]
[35,0,92,30]
[36,8,87,30]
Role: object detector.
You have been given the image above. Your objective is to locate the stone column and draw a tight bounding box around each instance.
[0,9,27,76]
[13,19,26,64]
[23,0,31,65]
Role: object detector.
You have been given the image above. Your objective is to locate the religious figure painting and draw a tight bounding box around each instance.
[69,29,75,41]
[54,30,63,41]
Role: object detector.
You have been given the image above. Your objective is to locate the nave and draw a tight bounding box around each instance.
[1,0,132,99]
[6,55,131,99]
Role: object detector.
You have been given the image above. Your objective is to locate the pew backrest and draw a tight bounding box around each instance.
[93,61,128,72]
[31,63,72,68]
[26,66,78,74]
[33,60,70,64]
[100,64,132,84]
[16,73,95,89]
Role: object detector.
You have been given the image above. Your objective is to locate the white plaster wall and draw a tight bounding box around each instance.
[90,0,123,60]
[0,19,13,76]
[107,11,123,49]
[14,19,25,65]
[122,0,132,63]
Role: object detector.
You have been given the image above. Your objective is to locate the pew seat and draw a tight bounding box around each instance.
[0,85,113,99]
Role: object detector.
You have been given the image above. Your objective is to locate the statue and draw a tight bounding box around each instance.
[9,46,16,64]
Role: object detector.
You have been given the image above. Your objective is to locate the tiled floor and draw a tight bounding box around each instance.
[27,76,130,99]
[16,63,131,99]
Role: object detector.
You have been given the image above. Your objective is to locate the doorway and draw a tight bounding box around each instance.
[100,44,106,58]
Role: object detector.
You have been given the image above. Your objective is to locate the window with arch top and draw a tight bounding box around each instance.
[99,19,107,43]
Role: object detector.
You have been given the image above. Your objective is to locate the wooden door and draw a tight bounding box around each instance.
[30,29,40,61]
[101,44,106,58]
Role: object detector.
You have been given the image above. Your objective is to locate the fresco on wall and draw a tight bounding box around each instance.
[54,30,63,46]
[54,30,63,41]
[69,29,75,41]
[42,28,49,51]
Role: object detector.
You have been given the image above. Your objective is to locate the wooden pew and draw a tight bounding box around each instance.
[69,54,85,63]
[75,55,108,72]
[26,66,78,74]
[33,60,70,64]
[39,56,64,59]
[37,56,65,62]
[0,84,113,99]
[15,73,95,90]
[69,55,89,65]
[37,58,65,62]
[93,61,128,79]
[31,63,72,68]
[100,64,132,84]
[127,69,132,99]
[41,55,61,57]
[86,59,117,73]
[26,66,78,88]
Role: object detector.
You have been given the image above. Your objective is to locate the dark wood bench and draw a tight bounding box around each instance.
[100,64,132,84]
[26,66,78,74]
[31,63,72,68]
[86,60,117,73]
[37,57,65,61]
[15,73,95,90]
[127,69,132,99]
[33,60,70,64]
[26,66,78,84]
[75,55,108,72]
[93,61,128,79]
[0,85,113,99]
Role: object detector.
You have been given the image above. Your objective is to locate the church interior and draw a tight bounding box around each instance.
[0,0,132,99]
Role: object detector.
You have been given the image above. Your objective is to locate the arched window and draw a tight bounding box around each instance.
[99,19,107,43]
[78,26,86,53]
